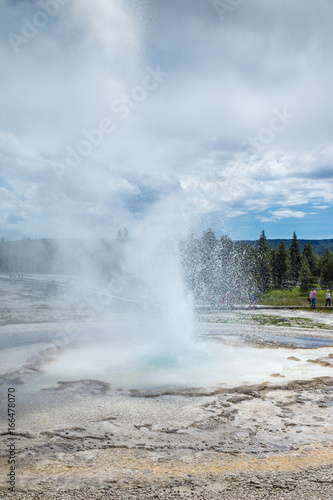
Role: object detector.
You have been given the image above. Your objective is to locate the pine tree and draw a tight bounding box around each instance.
[217,235,237,293]
[237,242,257,293]
[258,230,270,256]
[299,257,312,292]
[289,232,301,285]
[256,230,272,292]
[199,229,218,297]
[273,241,289,289]
[179,231,197,292]
[201,229,217,253]
[302,242,318,277]
[319,248,333,288]
[271,245,279,288]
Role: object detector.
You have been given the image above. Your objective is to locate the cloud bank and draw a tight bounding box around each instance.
[1,0,333,238]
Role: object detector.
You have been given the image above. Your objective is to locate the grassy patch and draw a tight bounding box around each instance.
[259,286,332,308]
[251,314,333,330]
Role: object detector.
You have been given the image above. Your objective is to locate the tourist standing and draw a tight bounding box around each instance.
[310,288,316,308]
[325,289,331,307]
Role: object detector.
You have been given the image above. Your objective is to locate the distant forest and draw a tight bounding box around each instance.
[1,230,333,296]
[240,239,333,257]
[0,237,124,278]
[180,230,333,298]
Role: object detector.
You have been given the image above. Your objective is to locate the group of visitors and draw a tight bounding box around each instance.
[209,292,236,309]
[210,288,332,310]
[220,292,235,309]
[308,288,331,308]
[248,292,257,308]
[210,292,257,309]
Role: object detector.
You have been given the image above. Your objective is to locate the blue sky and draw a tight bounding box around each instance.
[1,0,333,240]
[202,205,333,241]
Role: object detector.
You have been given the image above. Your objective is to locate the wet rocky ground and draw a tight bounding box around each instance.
[0,276,333,498]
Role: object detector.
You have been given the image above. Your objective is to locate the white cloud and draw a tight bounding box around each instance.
[255,216,271,223]
[271,209,307,220]
[1,0,333,238]
[255,207,315,223]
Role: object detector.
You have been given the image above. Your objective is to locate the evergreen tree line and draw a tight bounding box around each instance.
[180,230,333,299]
[2,231,333,298]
